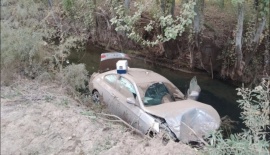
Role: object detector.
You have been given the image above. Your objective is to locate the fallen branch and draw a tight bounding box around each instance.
[181,121,209,146]
[96,113,146,137]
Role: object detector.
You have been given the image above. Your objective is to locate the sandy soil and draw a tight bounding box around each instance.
[1,79,198,155]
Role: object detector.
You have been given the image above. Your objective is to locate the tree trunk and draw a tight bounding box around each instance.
[124,0,130,10]
[160,0,176,58]
[160,0,166,15]
[245,16,266,65]
[93,0,98,39]
[234,3,244,76]
[190,46,195,68]
[160,0,175,16]
[193,0,205,69]
[170,0,175,17]
[193,0,204,47]
[263,38,269,75]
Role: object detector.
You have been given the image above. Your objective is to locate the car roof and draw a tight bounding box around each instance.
[105,68,170,84]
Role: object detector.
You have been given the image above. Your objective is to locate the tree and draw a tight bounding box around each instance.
[245,0,268,66]
[234,2,244,76]
[192,0,205,69]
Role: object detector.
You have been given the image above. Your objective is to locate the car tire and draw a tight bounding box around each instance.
[160,124,178,145]
[161,130,170,145]
[92,90,101,104]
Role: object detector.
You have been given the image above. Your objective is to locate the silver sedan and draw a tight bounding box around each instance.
[89,53,220,143]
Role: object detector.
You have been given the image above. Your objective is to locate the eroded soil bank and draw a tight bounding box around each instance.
[1,78,197,155]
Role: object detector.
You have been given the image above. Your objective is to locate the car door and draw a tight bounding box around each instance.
[101,74,136,120]
[109,76,136,123]
[101,74,122,113]
[114,76,156,133]
[103,75,157,134]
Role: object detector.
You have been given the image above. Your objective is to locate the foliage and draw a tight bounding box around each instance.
[1,0,53,85]
[61,0,96,29]
[219,38,237,69]
[110,0,196,46]
[256,0,269,19]
[231,0,245,6]
[1,0,89,90]
[156,0,175,16]
[53,36,87,72]
[236,79,269,140]
[203,79,270,155]
[217,0,269,80]
[61,64,88,90]
[62,0,74,15]
[110,2,145,42]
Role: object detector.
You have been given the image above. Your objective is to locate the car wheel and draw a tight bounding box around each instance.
[92,90,101,104]
[161,130,170,145]
[160,124,178,145]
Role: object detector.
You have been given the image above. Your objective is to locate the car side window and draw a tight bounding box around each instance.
[104,74,118,87]
[118,77,137,98]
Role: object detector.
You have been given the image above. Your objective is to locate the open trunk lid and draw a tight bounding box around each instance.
[98,52,130,73]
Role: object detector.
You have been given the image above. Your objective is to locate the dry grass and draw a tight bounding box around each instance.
[1,77,198,155]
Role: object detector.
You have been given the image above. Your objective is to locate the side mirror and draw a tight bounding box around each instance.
[126,97,136,105]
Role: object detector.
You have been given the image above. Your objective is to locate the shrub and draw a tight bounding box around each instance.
[0,0,87,86]
[110,1,196,46]
[1,21,49,85]
[1,0,53,85]
[203,79,270,155]
[61,63,88,90]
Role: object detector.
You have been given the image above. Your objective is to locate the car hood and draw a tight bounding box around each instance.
[144,99,220,142]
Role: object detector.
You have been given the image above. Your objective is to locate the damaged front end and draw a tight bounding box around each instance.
[165,108,220,143]
[145,100,221,143]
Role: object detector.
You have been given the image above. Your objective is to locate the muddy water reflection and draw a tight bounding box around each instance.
[68,45,243,132]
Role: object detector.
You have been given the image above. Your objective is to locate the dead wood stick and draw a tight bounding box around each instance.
[181,121,209,146]
[96,113,145,137]
[210,57,213,79]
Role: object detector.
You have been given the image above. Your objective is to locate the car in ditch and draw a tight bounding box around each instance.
[89,52,221,143]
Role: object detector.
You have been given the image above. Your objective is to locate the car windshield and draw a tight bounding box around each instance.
[141,82,175,106]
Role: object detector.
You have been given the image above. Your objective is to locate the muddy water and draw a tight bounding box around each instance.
[68,44,243,132]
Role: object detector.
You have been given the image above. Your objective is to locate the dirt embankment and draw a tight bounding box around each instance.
[1,78,197,155]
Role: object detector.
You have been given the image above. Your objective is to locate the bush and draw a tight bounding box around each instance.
[203,79,270,155]
[1,0,53,85]
[0,0,87,86]
[1,22,49,85]
[61,63,88,90]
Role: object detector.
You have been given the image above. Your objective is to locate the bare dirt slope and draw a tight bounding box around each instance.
[1,79,197,155]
